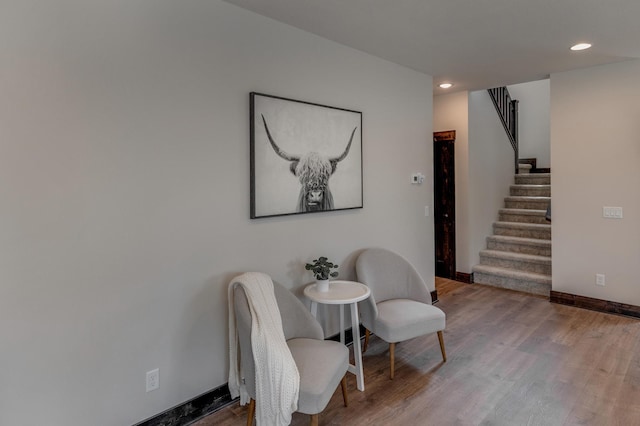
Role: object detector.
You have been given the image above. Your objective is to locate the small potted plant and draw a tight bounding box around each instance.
[305,256,339,292]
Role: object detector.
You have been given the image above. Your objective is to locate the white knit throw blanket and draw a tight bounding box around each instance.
[228,272,300,426]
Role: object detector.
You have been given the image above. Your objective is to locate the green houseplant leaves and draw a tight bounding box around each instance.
[305,257,339,280]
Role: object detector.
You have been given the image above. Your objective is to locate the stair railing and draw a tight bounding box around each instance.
[487,87,519,174]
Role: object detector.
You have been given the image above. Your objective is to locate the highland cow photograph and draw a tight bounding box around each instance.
[250,92,363,218]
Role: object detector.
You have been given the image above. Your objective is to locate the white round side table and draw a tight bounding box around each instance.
[304,280,370,391]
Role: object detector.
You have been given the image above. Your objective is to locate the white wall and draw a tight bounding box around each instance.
[508,79,551,168]
[433,92,471,272]
[551,60,640,306]
[468,90,515,268]
[433,89,514,272]
[0,1,434,425]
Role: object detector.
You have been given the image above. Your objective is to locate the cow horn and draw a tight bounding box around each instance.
[262,115,299,162]
[330,126,358,163]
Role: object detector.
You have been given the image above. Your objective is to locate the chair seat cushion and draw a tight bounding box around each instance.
[287,338,349,415]
[373,299,445,343]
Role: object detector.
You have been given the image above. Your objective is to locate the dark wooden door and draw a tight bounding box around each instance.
[433,131,456,279]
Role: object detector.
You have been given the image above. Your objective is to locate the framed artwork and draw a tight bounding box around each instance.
[250,92,363,219]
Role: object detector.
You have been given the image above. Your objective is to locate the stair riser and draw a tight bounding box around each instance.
[515,175,550,185]
[479,255,551,275]
[498,213,549,224]
[487,239,551,256]
[473,272,551,296]
[510,186,551,197]
[493,225,551,240]
[505,200,550,210]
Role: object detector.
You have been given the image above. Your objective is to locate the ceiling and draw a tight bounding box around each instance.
[224,0,640,93]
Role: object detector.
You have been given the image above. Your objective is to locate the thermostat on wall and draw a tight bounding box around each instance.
[411,173,425,184]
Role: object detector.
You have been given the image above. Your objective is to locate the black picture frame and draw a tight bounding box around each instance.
[250,92,363,219]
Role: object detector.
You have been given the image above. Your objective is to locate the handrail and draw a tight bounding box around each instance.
[487,87,519,173]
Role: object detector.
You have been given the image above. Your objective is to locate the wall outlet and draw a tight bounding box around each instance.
[146,368,159,392]
[595,274,605,287]
[425,206,429,217]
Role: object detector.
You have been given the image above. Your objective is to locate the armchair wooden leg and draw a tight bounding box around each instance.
[246,399,255,426]
[310,414,319,426]
[438,330,447,362]
[340,375,348,407]
[389,342,396,380]
[363,329,370,353]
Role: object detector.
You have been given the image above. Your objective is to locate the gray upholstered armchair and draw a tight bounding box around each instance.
[232,279,349,426]
[356,248,446,379]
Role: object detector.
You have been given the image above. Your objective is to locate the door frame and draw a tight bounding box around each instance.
[433,130,456,280]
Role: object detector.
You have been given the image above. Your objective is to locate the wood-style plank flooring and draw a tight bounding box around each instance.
[196,279,640,426]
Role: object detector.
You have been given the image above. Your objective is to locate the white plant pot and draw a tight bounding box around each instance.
[316,279,330,292]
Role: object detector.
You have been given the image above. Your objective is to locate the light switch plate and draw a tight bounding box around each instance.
[603,206,623,219]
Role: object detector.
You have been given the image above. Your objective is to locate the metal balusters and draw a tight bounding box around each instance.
[488,87,519,173]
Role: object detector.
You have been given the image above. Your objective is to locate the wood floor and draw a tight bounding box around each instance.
[196,279,640,426]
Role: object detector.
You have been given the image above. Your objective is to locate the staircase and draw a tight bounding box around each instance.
[472,172,551,296]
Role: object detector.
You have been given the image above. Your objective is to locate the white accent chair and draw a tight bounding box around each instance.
[356,248,447,379]
[232,280,349,426]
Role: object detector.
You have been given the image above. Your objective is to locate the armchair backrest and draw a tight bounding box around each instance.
[232,280,324,398]
[356,248,432,305]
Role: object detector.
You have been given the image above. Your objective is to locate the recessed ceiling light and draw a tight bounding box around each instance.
[570,43,592,51]
[439,83,453,89]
